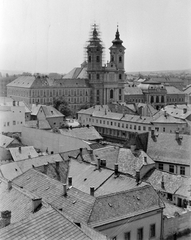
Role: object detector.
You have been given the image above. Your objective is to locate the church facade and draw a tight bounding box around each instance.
[7,25,126,111]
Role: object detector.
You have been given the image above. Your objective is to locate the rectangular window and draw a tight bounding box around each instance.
[163,127,165,132]
[7,122,9,126]
[118,123,120,127]
[130,125,132,129]
[126,124,128,128]
[137,228,143,240]
[111,122,113,126]
[138,126,141,131]
[180,166,185,175]
[122,123,124,128]
[158,163,163,171]
[169,165,174,173]
[103,120,105,124]
[150,224,156,238]
[100,120,102,124]
[124,232,131,240]
[134,125,136,130]
[114,122,116,126]
[13,121,16,125]
[107,121,109,125]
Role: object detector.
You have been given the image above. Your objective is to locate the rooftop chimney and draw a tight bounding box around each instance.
[63,183,67,197]
[183,108,187,114]
[32,198,42,213]
[55,161,59,171]
[90,187,94,196]
[135,171,140,184]
[130,144,136,152]
[44,163,48,174]
[161,175,165,189]
[97,158,101,170]
[18,146,21,153]
[144,156,147,164]
[68,177,72,188]
[175,130,179,140]
[151,129,155,138]
[0,211,11,228]
[7,180,12,190]
[114,163,118,175]
[100,159,106,167]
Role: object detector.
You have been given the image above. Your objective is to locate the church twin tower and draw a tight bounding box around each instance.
[86,24,126,105]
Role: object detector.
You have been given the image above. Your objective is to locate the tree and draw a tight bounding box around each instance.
[53,97,72,117]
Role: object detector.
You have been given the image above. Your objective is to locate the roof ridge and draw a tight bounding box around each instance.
[95,184,151,199]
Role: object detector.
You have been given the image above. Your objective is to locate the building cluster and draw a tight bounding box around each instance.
[0,24,191,240]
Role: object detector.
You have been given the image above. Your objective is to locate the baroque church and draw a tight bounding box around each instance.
[7,24,126,111]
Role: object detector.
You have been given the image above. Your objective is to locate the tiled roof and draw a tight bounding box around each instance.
[30,104,41,116]
[63,67,87,79]
[95,174,148,196]
[55,78,90,87]
[9,146,38,161]
[59,126,103,141]
[7,76,36,88]
[164,106,191,119]
[88,185,164,227]
[93,146,120,169]
[0,176,47,224]
[118,148,155,177]
[147,132,191,165]
[124,86,143,95]
[0,134,14,148]
[35,157,114,194]
[12,169,95,223]
[143,169,184,194]
[0,153,63,180]
[0,208,104,240]
[40,105,64,118]
[151,114,186,124]
[166,86,184,94]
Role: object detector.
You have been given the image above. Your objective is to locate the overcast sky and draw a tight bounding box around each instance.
[0,0,191,74]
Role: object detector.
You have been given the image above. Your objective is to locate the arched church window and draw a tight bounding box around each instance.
[88,56,91,62]
[151,96,154,103]
[96,56,100,62]
[156,96,159,103]
[111,55,114,62]
[110,89,114,99]
[119,74,122,80]
[161,96,164,103]
[89,74,91,80]
[119,56,122,63]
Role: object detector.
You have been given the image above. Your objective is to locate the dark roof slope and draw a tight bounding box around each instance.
[147,132,191,165]
[88,185,164,227]
[0,208,105,240]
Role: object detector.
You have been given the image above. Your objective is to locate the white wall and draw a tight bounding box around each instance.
[0,106,25,133]
[96,210,162,240]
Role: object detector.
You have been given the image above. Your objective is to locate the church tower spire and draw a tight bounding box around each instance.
[109,26,126,70]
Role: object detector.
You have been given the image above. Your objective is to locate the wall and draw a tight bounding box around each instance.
[21,126,90,153]
[0,106,25,133]
[152,122,188,134]
[96,210,162,240]
[163,210,191,239]
[156,162,190,176]
[0,147,11,161]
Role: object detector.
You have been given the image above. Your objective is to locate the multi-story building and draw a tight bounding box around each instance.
[78,105,188,142]
[0,76,17,97]
[7,25,125,111]
[125,79,186,110]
